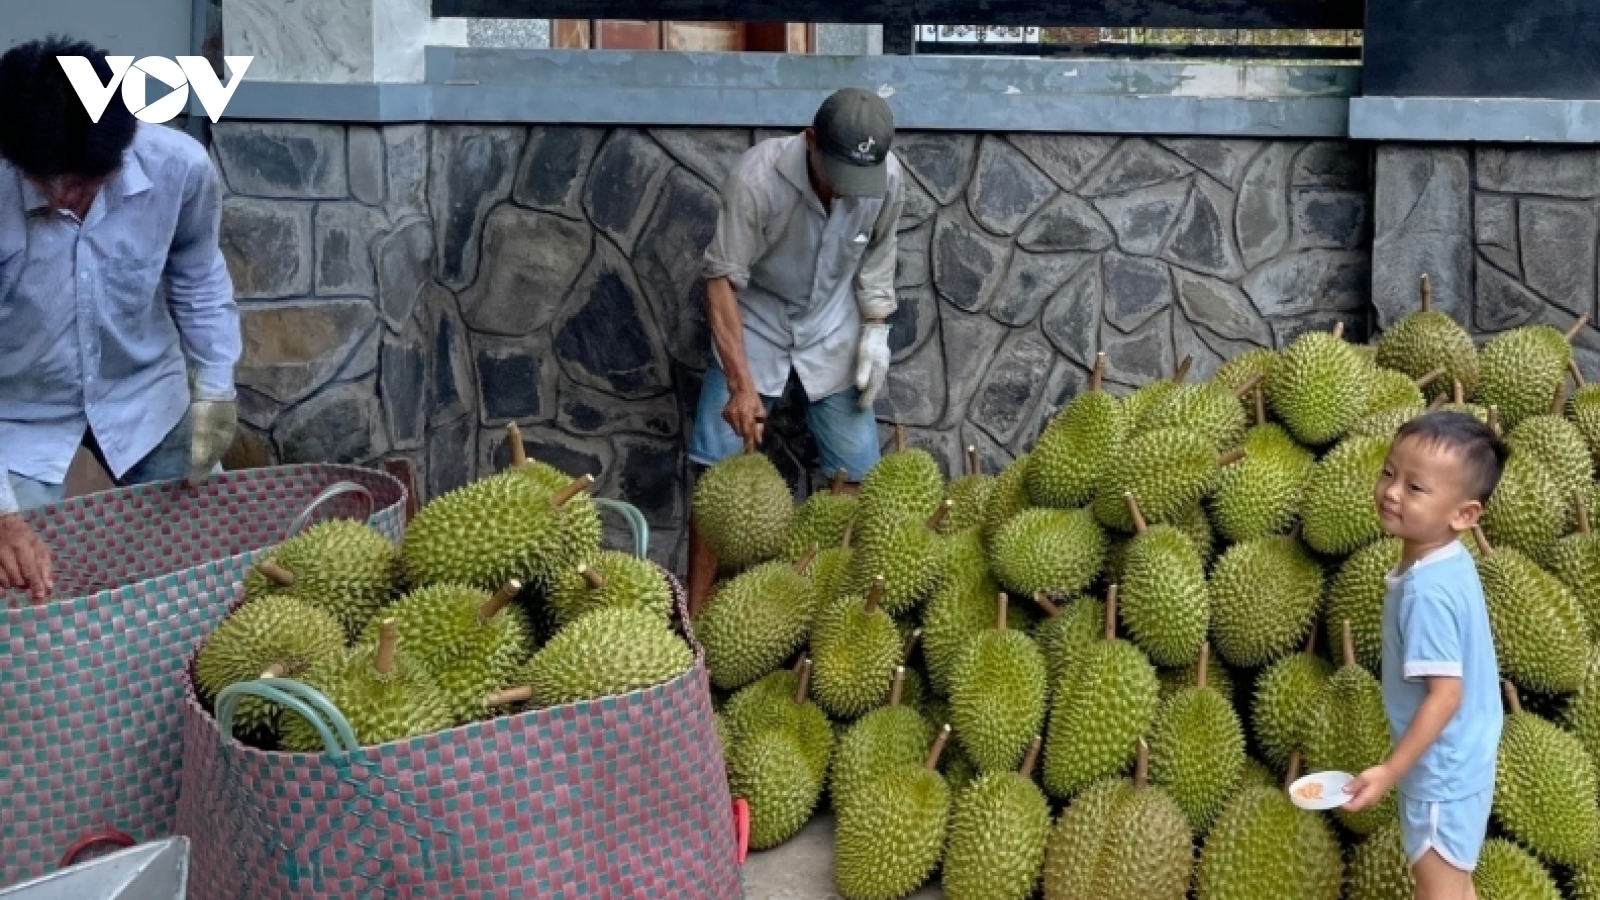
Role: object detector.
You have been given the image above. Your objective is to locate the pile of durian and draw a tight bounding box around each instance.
[696,274,1600,900]
[192,426,693,752]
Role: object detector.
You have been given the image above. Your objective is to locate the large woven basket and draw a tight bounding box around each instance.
[173,506,744,900]
[1,465,409,889]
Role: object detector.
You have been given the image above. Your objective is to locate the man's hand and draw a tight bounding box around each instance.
[187,399,237,486]
[1342,763,1398,812]
[722,389,766,447]
[0,513,54,604]
[855,322,892,410]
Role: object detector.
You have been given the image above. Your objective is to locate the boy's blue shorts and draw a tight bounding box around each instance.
[686,363,881,483]
[1399,788,1492,871]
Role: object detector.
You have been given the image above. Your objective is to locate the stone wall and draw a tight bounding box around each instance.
[210,123,1372,572]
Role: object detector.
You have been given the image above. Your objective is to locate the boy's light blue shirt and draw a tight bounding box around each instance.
[1381,539,1503,801]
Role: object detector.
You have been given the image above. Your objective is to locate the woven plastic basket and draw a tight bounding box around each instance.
[173,501,743,900]
[1,466,409,889]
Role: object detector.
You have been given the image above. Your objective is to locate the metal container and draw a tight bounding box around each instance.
[0,839,188,900]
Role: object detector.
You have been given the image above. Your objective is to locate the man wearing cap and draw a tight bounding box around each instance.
[685,87,904,611]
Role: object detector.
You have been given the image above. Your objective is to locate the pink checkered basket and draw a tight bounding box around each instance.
[1,465,409,889]
[172,529,744,900]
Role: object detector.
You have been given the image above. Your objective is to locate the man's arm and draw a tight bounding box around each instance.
[701,166,770,444]
[0,478,53,602]
[164,151,240,403]
[853,163,904,324]
[705,276,764,443]
[1343,676,1462,811]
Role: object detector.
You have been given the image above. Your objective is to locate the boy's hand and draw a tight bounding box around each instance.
[1343,763,1398,812]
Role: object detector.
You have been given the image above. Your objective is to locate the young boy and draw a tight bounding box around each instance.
[1342,411,1508,900]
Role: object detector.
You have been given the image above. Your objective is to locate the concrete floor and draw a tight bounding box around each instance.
[740,814,944,900]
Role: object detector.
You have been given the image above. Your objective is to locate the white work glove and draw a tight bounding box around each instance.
[855,322,892,410]
[187,399,237,486]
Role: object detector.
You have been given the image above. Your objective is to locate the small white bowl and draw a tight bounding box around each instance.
[1289,770,1355,810]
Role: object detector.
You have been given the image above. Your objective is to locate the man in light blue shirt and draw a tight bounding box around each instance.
[0,37,240,602]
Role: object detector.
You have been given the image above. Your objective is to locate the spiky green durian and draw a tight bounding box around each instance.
[1208,532,1323,669]
[811,578,903,719]
[728,729,823,851]
[948,594,1048,773]
[512,607,691,707]
[782,475,857,561]
[991,506,1107,600]
[1341,820,1413,900]
[195,594,346,737]
[833,725,953,900]
[1207,390,1314,543]
[1561,647,1600,770]
[828,667,935,813]
[1506,384,1593,503]
[279,621,453,751]
[1569,366,1600,466]
[1494,683,1600,867]
[941,739,1052,900]
[245,518,399,639]
[1118,492,1209,667]
[1472,838,1562,900]
[1323,537,1401,672]
[1158,655,1235,705]
[720,660,834,783]
[1171,500,1217,565]
[1300,435,1390,556]
[1148,643,1245,835]
[1121,354,1195,432]
[1030,593,1105,690]
[1303,622,1396,836]
[919,529,1011,696]
[1374,274,1479,401]
[1265,321,1372,447]
[857,425,945,530]
[1195,757,1343,900]
[1481,449,1569,565]
[692,443,794,571]
[1250,631,1334,770]
[1478,320,1584,431]
[1363,366,1434,417]
[694,556,816,691]
[1211,348,1278,412]
[1027,352,1125,508]
[1138,373,1260,453]
[942,446,995,534]
[1091,428,1245,531]
[1346,404,1426,440]
[1550,494,1600,640]
[1470,526,1587,695]
[547,550,673,628]
[844,501,949,617]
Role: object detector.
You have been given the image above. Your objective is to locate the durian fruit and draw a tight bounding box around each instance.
[833,724,953,900]
[1506,383,1593,503]
[362,580,529,725]
[691,436,794,571]
[811,577,903,719]
[1300,434,1390,556]
[1477,316,1587,431]
[828,667,935,814]
[1493,681,1600,867]
[400,470,599,593]
[1342,819,1414,900]
[1550,492,1600,640]
[1573,848,1600,900]
[1171,500,1218,565]
[857,425,945,530]
[499,607,691,708]
[1139,372,1262,454]
[1346,404,1426,441]
[1090,428,1247,531]
[1472,838,1562,900]
[726,660,834,850]
[991,505,1107,600]
[1303,621,1397,836]
[807,527,857,617]
[782,470,857,561]
[941,447,994,534]
[503,431,609,583]
[1207,386,1314,544]
[1362,366,1439,418]
[1117,492,1208,667]
[720,659,834,784]
[280,620,454,751]
[1147,642,1245,835]
[194,594,346,737]
[1195,751,1343,900]
[1027,351,1125,508]
[1374,273,1480,401]
[243,518,399,639]
[695,554,816,691]
[1207,528,1324,669]
[982,453,1033,549]
[941,736,1052,900]
[1210,347,1277,415]
[1470,526,1587,695]
[547,551,673,628]
[1480,444,1568,565]
[1039,738,1193,900]
[844,500,951,617]
[1568,360,1600,465]
[919,534,1012,696]
[1043,587,1160,800]
[948,593,1048,774]
[1265,320,1372,447]
[1562,646,1600,770]
[1323,537,1401,672]
[1157,653,1235,704]
[1122,355,1194,432]
[1251,630,1334,771]
[1029,592,1104,691]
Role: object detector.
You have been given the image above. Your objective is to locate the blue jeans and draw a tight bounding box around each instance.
[687,364,881,482]
[8,409,205,512]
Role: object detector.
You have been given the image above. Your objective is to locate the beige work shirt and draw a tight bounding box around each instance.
[702,133,903,400]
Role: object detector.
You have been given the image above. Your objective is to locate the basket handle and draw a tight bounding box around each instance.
[58,827,136,869]
[286,481,376,538]
[594,498,650,560]
[732,798,750,865]
[215,678,359,757]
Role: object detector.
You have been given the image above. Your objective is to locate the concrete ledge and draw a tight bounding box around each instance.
[207,48,1357,137]
[1350,96,1600,143]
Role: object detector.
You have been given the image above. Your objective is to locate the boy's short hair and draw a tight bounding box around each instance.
[1393,411,1509,504]
[0,36,138,180]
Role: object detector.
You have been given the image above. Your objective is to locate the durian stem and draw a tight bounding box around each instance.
[1231,372,1264,400]
[894,425,906,454]
[1217,448,1247,468]
[1032,591,1061,618]
[967,445,980,477]
[1454,378,1465,405]
[865,576,886,615]
[1253,384,1266,428]
[1341,619,1356,669]
[261,662,288,679]
[376,619,399,677]
[1332,321,1346,341]
[506,422,527,468]
[258,560,295,587]
[1285,749,1303,789]
[580,565,605,590]
[1487,406,1500,436]
[1471,524,1494,556]
[1091,351,1107,393]
[1134,738,1150,790]
[550,475,595,509]
[1567,315,1591,343]
[1415,368,1445,391]
[480,579,523,622]
[926,500,954,531]
[1503,680,1523,715]
[925,724,952,770]
[1304,624,1317,655]
[889,666,906,707]
[1289,521,1304,542]
[996,593,1009,632]
[1123,492,1148,535]
[840,521,854,549]
[794,546,821,576]
[1573,359,1588,389]
[1020,735,1043,779]
[1427,392,1448,411]
[902,627,922,663]
[1419,272,1432,312]
[1196,642,1209,689]
[1554,382,1571,417]
[831,469,847,494]
[486,686,533,707]
[1173,355,1193,384]
[1104,584,1119,641]
[1578,492,1592,535]
[794,658,813,705]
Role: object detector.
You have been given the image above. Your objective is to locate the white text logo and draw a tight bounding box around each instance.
[57,56,252,124]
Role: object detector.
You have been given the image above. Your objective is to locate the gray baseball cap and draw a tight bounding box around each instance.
[813,88,895,198]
